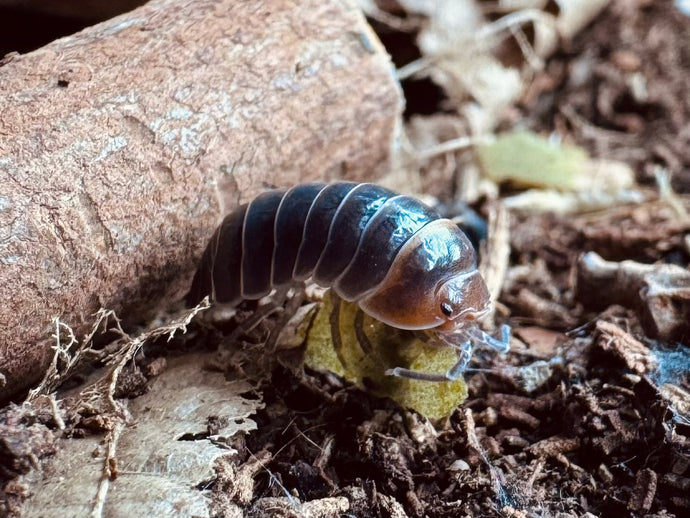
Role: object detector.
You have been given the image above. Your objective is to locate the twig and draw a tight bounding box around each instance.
[480,202,511,329]
[396,57,433,80]
[48,394,66,430]
[415,135,494,161]
[90,419,125,518]
[655,167,690,223]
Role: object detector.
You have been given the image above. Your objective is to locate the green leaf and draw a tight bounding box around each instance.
[477,130,589,189]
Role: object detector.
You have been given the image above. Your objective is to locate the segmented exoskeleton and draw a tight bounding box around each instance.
[187,182,509,380]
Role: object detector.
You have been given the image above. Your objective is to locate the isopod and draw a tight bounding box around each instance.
[187,182,509,381]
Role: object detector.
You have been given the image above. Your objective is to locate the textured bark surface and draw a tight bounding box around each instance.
[0,0,402,403]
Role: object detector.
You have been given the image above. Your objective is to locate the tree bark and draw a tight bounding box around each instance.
[0,0,402,403]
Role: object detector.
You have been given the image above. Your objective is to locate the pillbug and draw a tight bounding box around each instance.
[187,182,509,381]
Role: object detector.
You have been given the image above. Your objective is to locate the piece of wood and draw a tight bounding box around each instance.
[0,0,402,403]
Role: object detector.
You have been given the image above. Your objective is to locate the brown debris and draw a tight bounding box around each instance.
[579,252,690,341]
[628,468,658,514]
[526,436,581,458]
[213,451,272,508]
[0,405,57,516]
[0,412,56,479]
[513,326,567,357]
[594,320,656,374]
[662,473,690,492]
[246,496,350,518]
[498,406,540,431]
[142,357,167,377]
[339,483,409,518]
[513,288,578,329]
[503,258,580,329]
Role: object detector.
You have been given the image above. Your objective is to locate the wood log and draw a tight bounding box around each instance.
[0,0,402,403]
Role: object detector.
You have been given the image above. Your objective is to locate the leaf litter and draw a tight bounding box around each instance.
[2,303,263,518]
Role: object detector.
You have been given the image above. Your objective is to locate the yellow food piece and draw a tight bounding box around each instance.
[304,292,468,419]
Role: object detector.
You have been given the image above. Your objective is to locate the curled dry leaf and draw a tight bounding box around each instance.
[377,0,610,133]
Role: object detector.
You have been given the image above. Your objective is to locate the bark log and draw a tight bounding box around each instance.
[0,0,402,403]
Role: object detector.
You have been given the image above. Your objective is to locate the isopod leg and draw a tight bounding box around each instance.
[445,340,475,380]
[386,367,455,382]
[329,293,350,370]
[226,286,291,344]
[465,324,511,353]
[386,341,473,382]
[386,324,511,382]
[264,287,305,351]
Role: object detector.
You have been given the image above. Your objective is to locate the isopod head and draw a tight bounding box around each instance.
[434,269,491,331]
[358,219,491,331]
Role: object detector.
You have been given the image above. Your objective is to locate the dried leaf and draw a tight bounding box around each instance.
[477,131,642,212]
[21,354,263,518]
[478,131,588,189]
[392,0,608,134]
[555,0,611,40]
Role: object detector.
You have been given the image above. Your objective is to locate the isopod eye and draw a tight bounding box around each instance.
[440,301,453,318]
